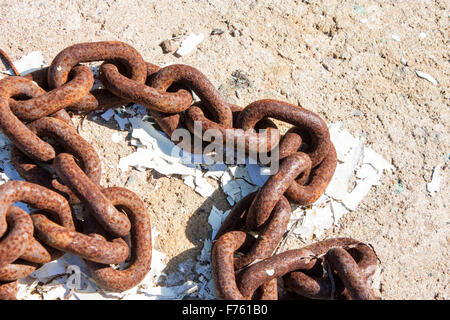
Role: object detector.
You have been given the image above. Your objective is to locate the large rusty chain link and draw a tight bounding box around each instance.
[0,41,379,300]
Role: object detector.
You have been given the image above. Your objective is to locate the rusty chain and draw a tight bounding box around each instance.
[0,41,379,300]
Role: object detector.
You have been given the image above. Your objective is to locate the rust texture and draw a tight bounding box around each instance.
[0,42,379,300]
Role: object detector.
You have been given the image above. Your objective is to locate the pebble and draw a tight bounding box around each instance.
[211,28,224,35]
[231,70,251,88]
[353,109,362,116]
[160,39,176,54]
[391,34,401,42]
[415,70,438,85]
[400,57,407,65]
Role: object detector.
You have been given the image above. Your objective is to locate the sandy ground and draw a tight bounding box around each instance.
[0,0,448,300]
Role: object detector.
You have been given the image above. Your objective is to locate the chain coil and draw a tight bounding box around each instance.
[0,41,379,300]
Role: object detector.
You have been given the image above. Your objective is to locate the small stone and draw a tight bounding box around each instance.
[353,109,362,116]
[391,34,401,42]
[231,70,251,88]
[400,57,407,65]
[235,90,241,99]
[160,40,175,54]
[230,29,242,37]
[211,28,224,35]
[419,32,427,39]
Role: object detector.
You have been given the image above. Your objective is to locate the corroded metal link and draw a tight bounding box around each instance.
[100,63,193,113]
[211,231,247,299]
[0,205,34,269]
[22,66,123,113]
[283,270,333,300]
[0,79,58,161]
[150,64,233,127]
[237,248,317,300]
[71,62,163,112]
[11,116,102,203]
[236,99,331,168]
[284,242,378,299]
[245,152,311,230]
[278,127,337,205]
[0,181,75,238]
[0,77,78,162]
[347,243,378,279]
[0,261,37,281]
[8,66,93,121]
[285,143,337,205]
[86,187,152,292]
[31,211,129,264]
[326,247,377,300]
[214,192,291,271]
[184,105,280,154]
[0,48,20,76]
[48,41,147,112]
[0,42,373,300]
[10,147,54,191]
[0,281,18,300]
[235,195,290,273]
[19,238,53,264]
[53,153,131,237]
[148,110,182,138]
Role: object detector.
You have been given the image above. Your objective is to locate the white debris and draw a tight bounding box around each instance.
[30,259,67,282]
[194,171,215,198]
[265,269,275,276]
[293,204,334,240]
[204,163,227,179]
[114,114,129,130]
[175,33,205,57]
[101,109,115,121]
[183,175,195,188]
[415,70,438,85]
[291,123,392,240]
[325,123,364,200]
[208,206,230,239]
[391,34,401,42]
[427,165,442,196]
[111,132,122,143]
[118,118,200,175]
[247,162,270,187]
[6,51,46,75]
[419,32,427,39]
[400,57,407,65]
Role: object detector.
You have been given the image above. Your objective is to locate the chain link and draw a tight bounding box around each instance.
[0,41,378,300]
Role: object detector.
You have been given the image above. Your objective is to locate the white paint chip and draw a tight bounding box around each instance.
[101,109,115,121]
[6,51,46,76]
[391,34,401,42]
[415,71,438,85]
[175,33,205,57]
[427,165,442,196]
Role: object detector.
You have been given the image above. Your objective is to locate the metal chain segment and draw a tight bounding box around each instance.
[48,41,147,113]
[85,187,152,292]
[0,42,380,300]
